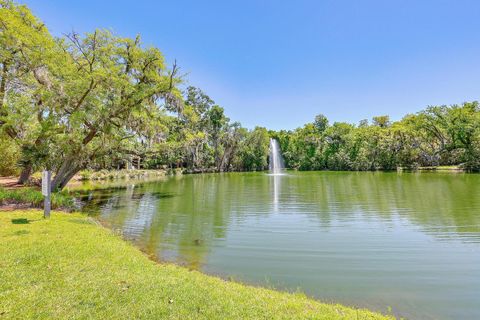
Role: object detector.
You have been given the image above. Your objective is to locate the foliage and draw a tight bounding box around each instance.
[149,87,270,173]
[79,169,166,181]
[0,132,19,175]
[1,1,479,192]
[1,1,182,189]
[236,126,270,171]
[0,187,74,209]
[0,2,270,189]
[275,103,480,172]
[0,210,393,320]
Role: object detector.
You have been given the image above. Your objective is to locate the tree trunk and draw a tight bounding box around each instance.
[18,164,33,184]
[17,133,49,184]
[51,166,80,191]
[51,157,81,191]
[0,61,9,111]
[51,168,79,191]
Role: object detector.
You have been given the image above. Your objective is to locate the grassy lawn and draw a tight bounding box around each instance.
[0,210,394,320]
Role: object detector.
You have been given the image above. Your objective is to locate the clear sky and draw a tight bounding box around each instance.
[23,0,480,130]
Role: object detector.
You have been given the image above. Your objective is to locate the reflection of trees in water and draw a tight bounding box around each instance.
[81,173,272,268]
[81,172,480,269]
[291,172,480,237]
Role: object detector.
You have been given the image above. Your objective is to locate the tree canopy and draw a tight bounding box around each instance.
[1,1,479,188]
[274,102,480,172]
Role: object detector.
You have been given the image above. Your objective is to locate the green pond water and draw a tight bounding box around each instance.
[77,171,480,320]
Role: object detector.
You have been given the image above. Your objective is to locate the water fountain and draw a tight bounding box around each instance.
[269,138,285,175]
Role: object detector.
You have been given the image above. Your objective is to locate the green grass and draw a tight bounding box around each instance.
[0,187,74,210]
[435,165,462,171]
[79,169,167,181]
[0,210,394,320]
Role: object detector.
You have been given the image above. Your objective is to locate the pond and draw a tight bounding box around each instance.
[76,171,480,320]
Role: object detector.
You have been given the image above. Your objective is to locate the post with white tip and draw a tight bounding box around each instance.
[42,170,51,219]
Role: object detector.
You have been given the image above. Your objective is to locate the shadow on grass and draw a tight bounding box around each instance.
[11,218,30,224]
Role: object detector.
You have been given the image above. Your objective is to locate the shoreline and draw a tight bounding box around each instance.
[1,209,394,319]
[1,167,471,212]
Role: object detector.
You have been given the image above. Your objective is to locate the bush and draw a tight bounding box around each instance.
[0,187,75,210]
[79,170,93,180]
[82,169,166,181]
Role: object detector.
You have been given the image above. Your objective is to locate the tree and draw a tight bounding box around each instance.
[445,102,480,171]
[237,127,269,171]
[218,122,246,171]
[48,31,181,190]
[206,105,228,170]
[372,115,390,128]
[0,0,60,183]
[184,86,214,116]
[1,1,183,190]
[314,114,329,133]
[2,1,480,181]
[269,102,480,172]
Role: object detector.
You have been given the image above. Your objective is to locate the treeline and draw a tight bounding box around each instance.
[144,86,270,174]
[0,1,270,190]
[273,102,480,172]
[1,2,479,192]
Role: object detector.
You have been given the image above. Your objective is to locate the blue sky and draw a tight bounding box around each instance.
[23,0,480,130]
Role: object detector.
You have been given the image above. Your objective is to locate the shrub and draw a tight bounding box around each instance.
[0,187,75,210]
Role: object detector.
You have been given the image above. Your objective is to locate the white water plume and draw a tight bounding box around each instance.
[269,138,285,174]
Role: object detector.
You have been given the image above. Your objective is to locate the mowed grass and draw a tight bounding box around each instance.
[0,210,394,320]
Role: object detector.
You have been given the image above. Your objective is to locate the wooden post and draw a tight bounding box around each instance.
[42,170,51,219]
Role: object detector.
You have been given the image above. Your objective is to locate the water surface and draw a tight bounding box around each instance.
[78,171,480,320]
